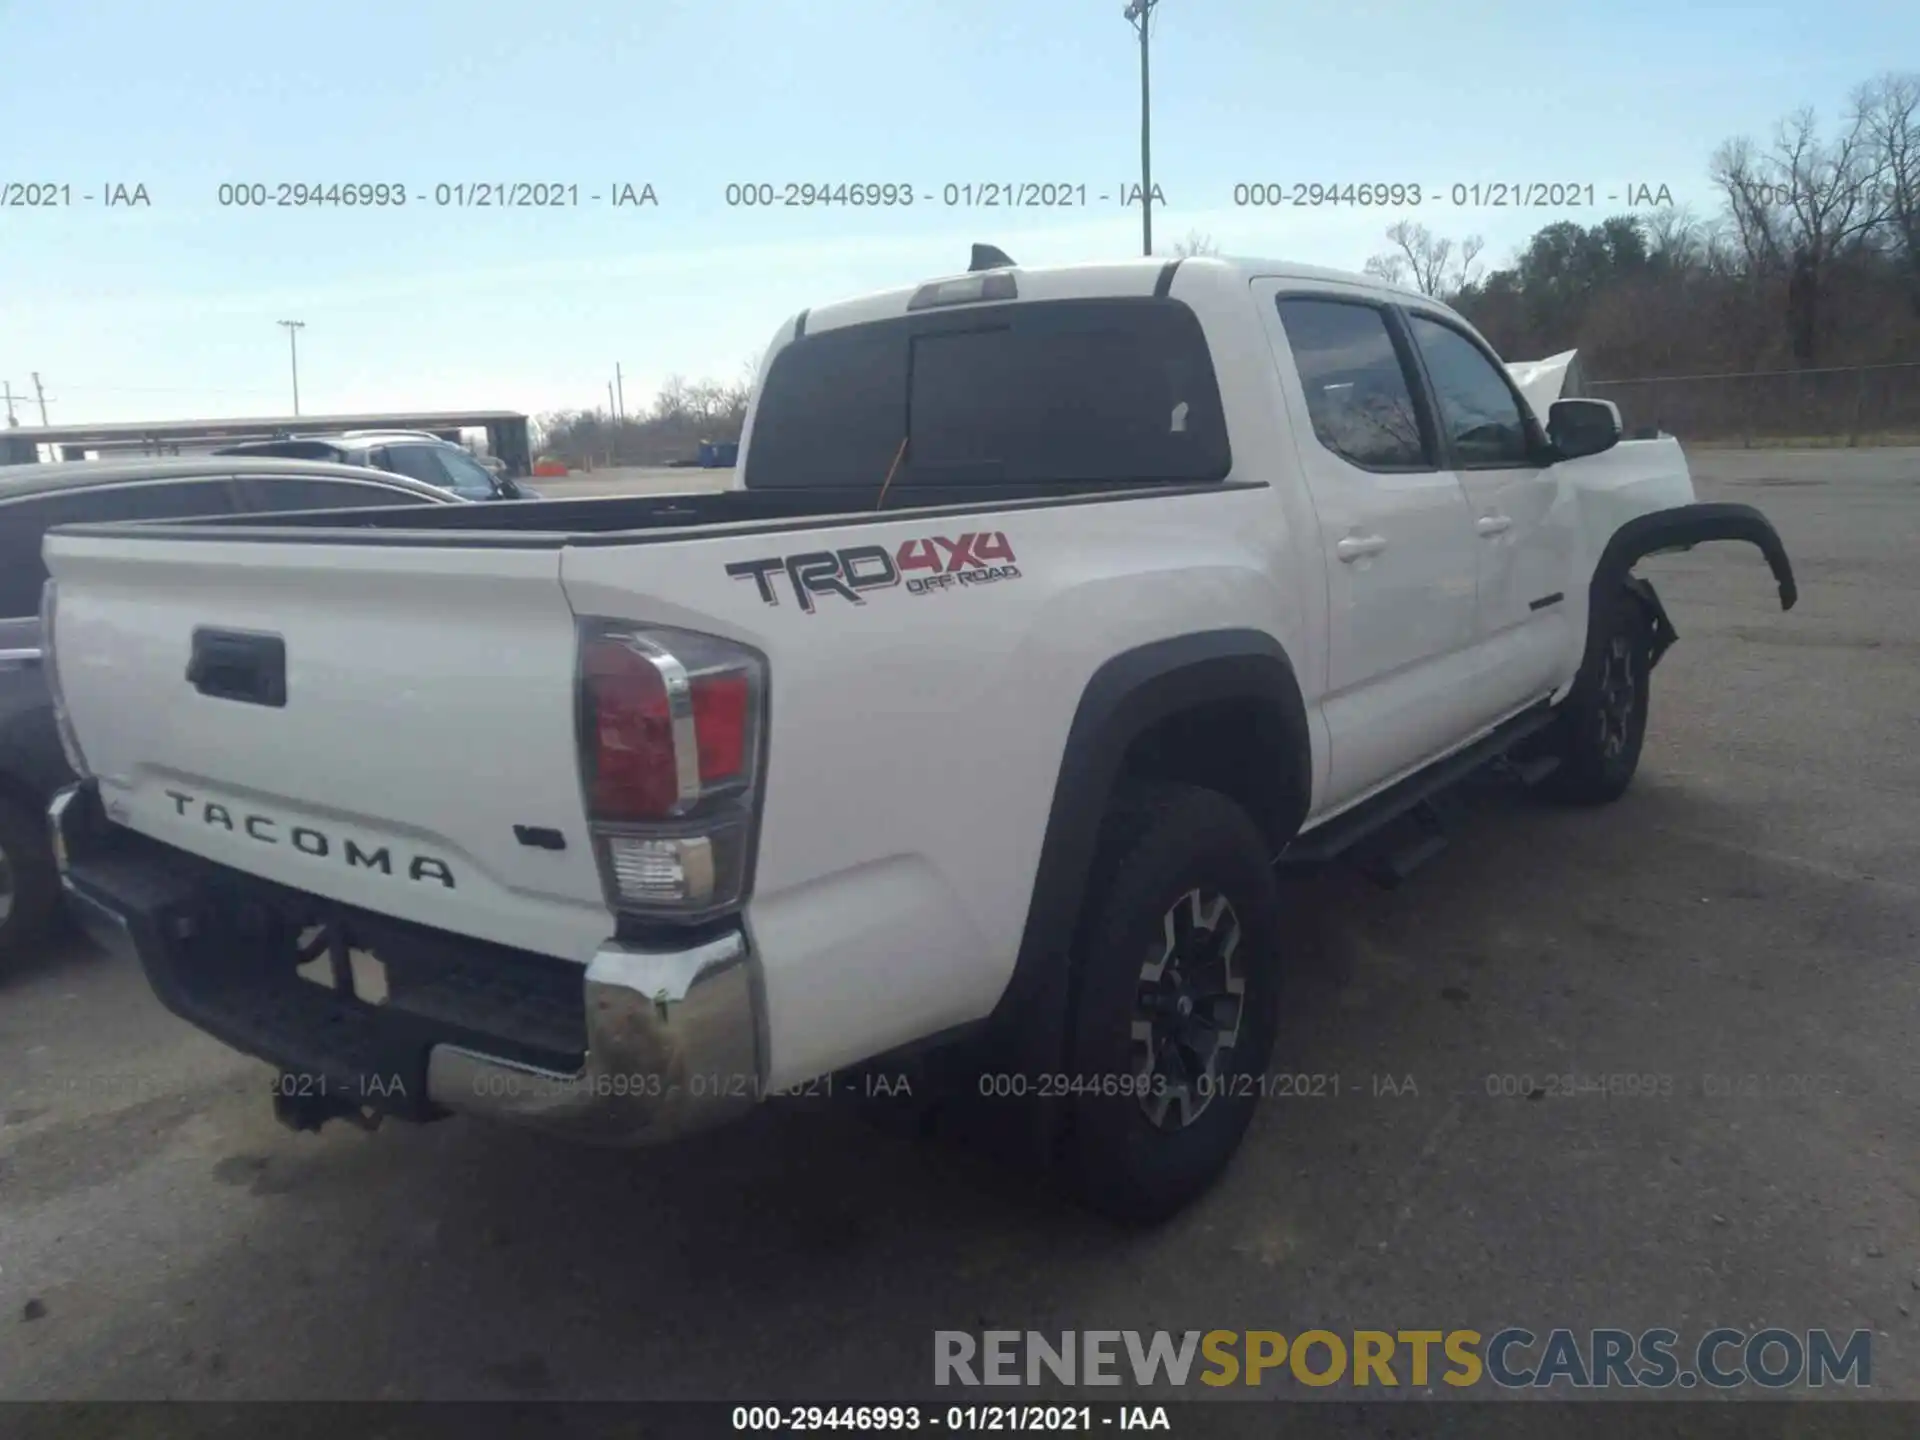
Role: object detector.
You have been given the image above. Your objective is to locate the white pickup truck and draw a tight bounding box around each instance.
[41,252,1796,1222]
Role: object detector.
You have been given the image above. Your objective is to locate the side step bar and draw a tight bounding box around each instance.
[1276,702,1559,874]
[1362,799,1450,889]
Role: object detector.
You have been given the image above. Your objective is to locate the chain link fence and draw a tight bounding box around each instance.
[1585,362,1920,447]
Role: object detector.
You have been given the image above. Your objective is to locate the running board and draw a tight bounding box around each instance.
[1277,703,1559,873]
[1361,799,1450,889]
[1505,753,1562,787]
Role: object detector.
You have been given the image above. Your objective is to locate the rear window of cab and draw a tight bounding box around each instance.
[744,298,1232,490]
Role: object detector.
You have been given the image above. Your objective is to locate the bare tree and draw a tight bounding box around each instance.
[1856,72,1920,301]
[1455,234,1487,294]
[1712,106,1888,361]
[1362,251,1408,286]
[1645,205,1709,271]
[1364,221,1485,299]
[1171,230,1221,258]
[650,374,693,422]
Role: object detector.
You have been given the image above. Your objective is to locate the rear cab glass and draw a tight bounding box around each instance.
[743,298,1232,490]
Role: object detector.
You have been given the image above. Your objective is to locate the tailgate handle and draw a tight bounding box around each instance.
[187,628,287,708]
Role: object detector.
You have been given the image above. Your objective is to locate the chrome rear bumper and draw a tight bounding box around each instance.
[424,931,765,1145]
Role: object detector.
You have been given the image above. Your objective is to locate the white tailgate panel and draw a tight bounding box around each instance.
[48,535,612,963]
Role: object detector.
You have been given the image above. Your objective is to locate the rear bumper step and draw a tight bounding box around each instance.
[49,782,764,1146]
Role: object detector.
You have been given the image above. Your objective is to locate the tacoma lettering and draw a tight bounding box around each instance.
[162,789,455,888]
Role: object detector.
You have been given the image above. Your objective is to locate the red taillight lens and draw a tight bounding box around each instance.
[583,637,680,819]
[691,673,749,783]
[576,621,765,922]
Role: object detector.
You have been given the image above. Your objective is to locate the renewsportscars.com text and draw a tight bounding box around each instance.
[934,1328,1872,1390]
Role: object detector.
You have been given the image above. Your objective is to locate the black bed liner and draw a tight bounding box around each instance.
[51,478,1255,549]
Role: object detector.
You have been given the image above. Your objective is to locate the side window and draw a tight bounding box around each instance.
[1275,298,1431,470]
[431,446,504,499]
[237,477,440,513]
[381,445,454,490]
[0,480,236,617]
[1406,314,1531,467]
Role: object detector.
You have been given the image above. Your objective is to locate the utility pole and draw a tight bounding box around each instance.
[277,320,306,415]
[3,380,18,427]
[1123,0,1160,257]
[615,363,626,423]
[31,372,50,426]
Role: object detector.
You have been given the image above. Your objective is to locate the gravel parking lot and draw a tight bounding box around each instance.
[2,447,1917,1403]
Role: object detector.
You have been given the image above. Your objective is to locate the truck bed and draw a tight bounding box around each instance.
[59,480,1231,546]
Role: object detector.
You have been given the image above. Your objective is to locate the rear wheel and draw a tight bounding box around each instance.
[1541,588,1653,805]
[0,796,60,965]
[1062,783,1282,1223]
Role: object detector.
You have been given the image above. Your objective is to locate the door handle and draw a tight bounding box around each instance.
[1476,514,1514,537]
[1335,533,1388,562]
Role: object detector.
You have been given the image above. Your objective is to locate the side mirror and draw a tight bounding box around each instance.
[1548,398,1623,460]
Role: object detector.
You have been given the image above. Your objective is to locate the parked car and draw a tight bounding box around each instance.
[0,456,460,963]
[41,254,1795,1220]
[213,432,540,500]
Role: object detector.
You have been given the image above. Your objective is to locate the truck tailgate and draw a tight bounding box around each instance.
[44,533,613,963]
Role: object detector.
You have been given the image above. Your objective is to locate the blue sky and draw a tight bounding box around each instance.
[1,0,1914,429]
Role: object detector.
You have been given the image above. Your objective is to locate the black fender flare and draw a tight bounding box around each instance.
[1576,501,1796,691]
[981,629,1312,1095]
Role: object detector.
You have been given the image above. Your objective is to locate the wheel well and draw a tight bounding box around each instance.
[1115,696,1304,856]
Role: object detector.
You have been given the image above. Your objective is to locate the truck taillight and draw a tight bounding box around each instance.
[577,623,766,923]
[39,580,91,779]
[691,673,749,783]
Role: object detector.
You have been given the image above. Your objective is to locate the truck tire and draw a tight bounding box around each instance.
[0,795,61,965]
[1062,782,1282,1223]
[1542,587,1653,806]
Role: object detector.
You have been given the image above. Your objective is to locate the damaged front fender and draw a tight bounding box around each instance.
[1594,501,1797,613]
[1572,501,1796,698]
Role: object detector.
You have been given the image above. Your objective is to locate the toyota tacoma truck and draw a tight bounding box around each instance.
[39,252,1796,1222]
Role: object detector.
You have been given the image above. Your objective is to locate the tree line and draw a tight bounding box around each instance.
[535,370,754,468]
[1361,72,1919,377]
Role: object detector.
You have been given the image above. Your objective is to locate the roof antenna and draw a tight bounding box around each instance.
[969,243,1016,272]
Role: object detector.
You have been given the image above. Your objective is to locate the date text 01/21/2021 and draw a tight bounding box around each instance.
[1230,181,1681,208]
[721,182,1170,209]
[458,1070,914,1104]
[272,1069,912,1106]
[212,182,659,208]
[732,1405,1170,1432]
[975,1072,1419,1100]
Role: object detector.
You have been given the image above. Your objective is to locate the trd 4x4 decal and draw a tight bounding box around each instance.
[725,531,1021,613]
